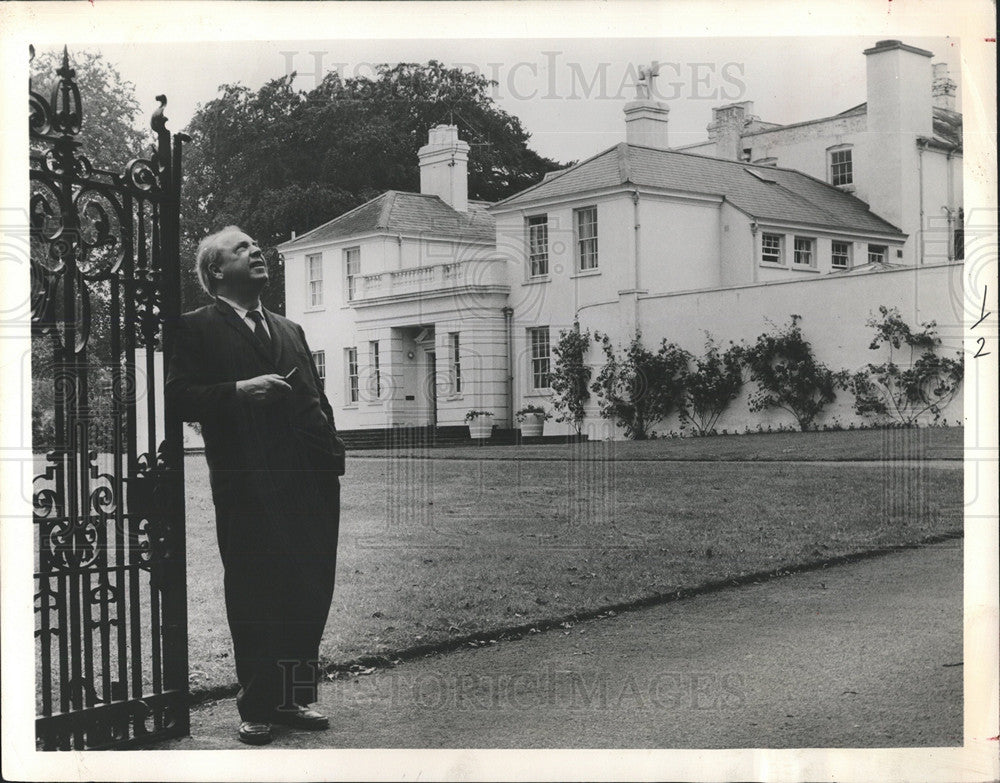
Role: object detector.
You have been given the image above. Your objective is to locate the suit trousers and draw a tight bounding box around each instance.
[215,470,341,722]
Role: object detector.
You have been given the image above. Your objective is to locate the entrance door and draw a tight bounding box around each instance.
[426,351,437,426]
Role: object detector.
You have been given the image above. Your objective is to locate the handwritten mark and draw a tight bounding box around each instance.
[972,285,991,358]
[972,285,991,330]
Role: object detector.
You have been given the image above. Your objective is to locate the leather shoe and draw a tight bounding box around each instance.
[238,721,272,745]
[271,703,329,730]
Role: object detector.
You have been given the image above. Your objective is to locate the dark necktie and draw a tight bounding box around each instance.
[247,310,272,354]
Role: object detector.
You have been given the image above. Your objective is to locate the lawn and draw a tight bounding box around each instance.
[350,425,964,462]
[183,428,964,696]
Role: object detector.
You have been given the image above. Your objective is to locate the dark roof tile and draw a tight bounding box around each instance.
[279,191,495,250]
[493,143,904,236]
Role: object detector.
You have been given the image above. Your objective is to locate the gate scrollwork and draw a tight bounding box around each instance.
[31,46,189,750]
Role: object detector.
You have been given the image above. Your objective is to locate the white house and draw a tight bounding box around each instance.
[680,39,963,268]
[280,125,507,431]
[281,40,963,437]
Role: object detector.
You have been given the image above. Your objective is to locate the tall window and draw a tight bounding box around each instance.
[370,341,382,399]
[868,244,887,264]
[311,350,326,389]
[575,207,599,271]
[828,146,853,187]
[761,233,783,264]
[831,241,851,269]
[528,326,551,390]
[527,215,549,277]
[346,347,359,403]
[793,237,814,267]
[450,332,462,394]
[344,247,360,301]
[307,253,323,307]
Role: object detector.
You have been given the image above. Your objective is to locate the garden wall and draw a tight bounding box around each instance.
[576,261,967,435]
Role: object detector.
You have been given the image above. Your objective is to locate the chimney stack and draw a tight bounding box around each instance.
[624,100,670,149]
[864,40,934,138]
[418,124,469,212]
[863,39,934,264]
[706,101,754,161]
[932,62,957,111]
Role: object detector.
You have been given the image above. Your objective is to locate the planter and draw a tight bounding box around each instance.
[519,413,545,438]
[468,420,494,439]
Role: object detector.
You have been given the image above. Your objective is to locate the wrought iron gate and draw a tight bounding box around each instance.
[30,48,190,749]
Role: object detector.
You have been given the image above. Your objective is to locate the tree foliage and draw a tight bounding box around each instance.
[547,321,592,434]
[851,305,964,425]
[30,49,147,173]
[179,61,564,310]
[744,315,849,431]
[679,335,744,436]
[590,331,689,440]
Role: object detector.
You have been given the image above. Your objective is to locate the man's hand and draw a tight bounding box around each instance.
[236,374,292,404]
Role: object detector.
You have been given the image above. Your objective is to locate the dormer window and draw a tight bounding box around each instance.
[828,145,853,187]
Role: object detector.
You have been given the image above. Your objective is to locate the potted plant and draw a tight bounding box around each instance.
[515,404,552,437]
[464,410,495,439]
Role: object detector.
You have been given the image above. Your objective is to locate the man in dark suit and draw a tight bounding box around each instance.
[166,226,345,746]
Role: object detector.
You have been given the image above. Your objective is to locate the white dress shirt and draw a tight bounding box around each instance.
[217,295,271,339]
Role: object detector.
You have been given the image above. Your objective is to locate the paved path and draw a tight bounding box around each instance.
[167,540,962,750]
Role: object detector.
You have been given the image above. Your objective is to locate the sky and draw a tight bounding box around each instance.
[33,36,962,166]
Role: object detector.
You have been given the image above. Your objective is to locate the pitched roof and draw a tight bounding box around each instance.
[278,191,495,251]
[830,102,961,149]
[492,144,904,236]
[931,107,962,148]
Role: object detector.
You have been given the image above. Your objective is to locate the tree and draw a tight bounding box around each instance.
[591,332,689,440]
[851,305,964,425]
[679,336,744,436]
[179,61,565,310]
[744,315,849,431]
[547,320,592,434]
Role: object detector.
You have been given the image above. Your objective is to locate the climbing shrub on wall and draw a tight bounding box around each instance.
[744,315,849,432]
[591,331,688,440]
[851,305,964,426]
[548,320,592,435]
[679,335,744,436]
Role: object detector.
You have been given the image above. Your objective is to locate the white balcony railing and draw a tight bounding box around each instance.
[352,257,509,304]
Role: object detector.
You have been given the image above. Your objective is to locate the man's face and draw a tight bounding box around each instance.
[213,230,268,291]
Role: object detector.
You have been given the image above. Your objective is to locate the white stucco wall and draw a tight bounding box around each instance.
[637,193,723,294]
[743,115,868,192]
[575,262,966,436]
[719,202,754,286]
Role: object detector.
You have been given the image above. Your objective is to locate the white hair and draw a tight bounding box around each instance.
[195,225,243,296]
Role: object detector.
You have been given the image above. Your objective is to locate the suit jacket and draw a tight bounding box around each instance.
[166,300,346,501]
